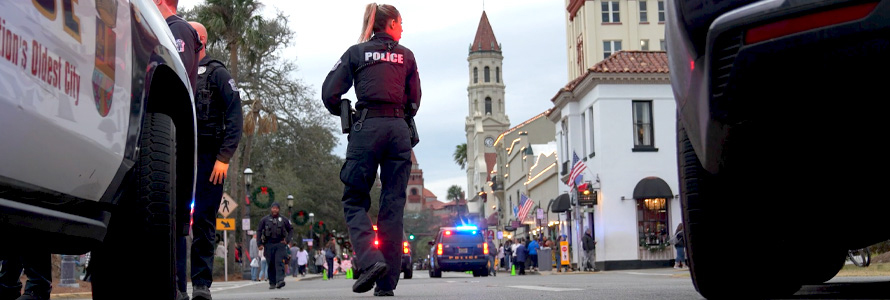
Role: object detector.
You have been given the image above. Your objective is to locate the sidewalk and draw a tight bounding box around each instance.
[50,273,327,299]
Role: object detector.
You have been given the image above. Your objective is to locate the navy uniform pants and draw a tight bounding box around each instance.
[176,150,225,290]
[264,243,287,285]
[341,117,412,292]
[0,252,51,299]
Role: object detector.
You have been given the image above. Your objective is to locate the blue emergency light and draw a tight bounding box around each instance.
[455,225,478,231]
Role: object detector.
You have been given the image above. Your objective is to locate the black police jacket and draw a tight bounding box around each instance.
[195,56,243,163]
[321,32,421,116]
[257,214,294,244]
[165,15,202,91]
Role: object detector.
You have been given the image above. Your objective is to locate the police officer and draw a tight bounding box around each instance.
[150,2,202,299]
[256,203,294,289]
[175,22,243,300]
[0,252,51,300]
[321,3,421,297]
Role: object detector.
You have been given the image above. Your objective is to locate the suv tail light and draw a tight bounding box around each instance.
[374,240,379,247]
[437,243,443,255]
[483,242,489,255]
[745,2,878,45]
[403,242,410,254]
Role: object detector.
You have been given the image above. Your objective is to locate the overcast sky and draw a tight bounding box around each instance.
[179,0,569,202]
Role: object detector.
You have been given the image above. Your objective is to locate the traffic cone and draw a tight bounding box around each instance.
[322,269,328,281]
[345,268,353,279]
[511,264,516,276]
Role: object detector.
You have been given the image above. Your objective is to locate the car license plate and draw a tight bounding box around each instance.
[458,248,468,254]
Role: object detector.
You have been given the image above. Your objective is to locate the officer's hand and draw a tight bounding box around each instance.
[210,160,229,185]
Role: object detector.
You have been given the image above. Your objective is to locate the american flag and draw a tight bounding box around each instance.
[517,193,534,221]
[567,151,587,188]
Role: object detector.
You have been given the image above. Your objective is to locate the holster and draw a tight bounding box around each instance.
[407,117,419,147]
[340,99,355,134]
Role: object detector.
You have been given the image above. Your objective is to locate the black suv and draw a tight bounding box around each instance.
[428,226,489,278]
[666,0,890,298]
[0,1,197,299]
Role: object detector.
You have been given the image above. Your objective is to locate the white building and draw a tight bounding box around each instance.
[549,50,681,270]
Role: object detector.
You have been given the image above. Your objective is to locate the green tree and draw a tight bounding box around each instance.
[453,143,467,170]
[447,185,464,202]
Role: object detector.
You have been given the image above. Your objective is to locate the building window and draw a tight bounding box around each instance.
[411,188,418,195]
[484,66,491,82]
[637,197,669,248]
[485,97,492,115]
[604,40,622,59]
[632,100,654,148]
[660,39,666,51]
[588,106,595,156]
[496,67,500,83]
[576,34,585,76]
[602,1,620,23]
[581,111,588,157]
[639,0,648,22]
[658,0,665,22]
[641,39,649,51]
[474,67,478,83]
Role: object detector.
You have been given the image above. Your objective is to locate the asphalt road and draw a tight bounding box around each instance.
[57,268,890,299]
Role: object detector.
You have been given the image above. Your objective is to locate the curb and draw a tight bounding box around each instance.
[50,292,92,299]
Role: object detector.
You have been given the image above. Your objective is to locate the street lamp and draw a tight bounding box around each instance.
[287,194,294,220]
[241,167,254,279]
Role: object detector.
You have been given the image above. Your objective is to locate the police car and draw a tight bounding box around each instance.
[0,1,197,299]
[427,226,489,278]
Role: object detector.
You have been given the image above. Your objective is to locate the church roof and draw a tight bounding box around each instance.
[423,188,437,198]
[470,11,501,53]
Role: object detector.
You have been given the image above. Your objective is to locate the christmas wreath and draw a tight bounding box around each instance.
[312,221,327,235]
[250,186,275,209]
[292,210,309,226]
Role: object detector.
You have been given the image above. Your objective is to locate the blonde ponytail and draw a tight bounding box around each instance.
[358,3,378,43]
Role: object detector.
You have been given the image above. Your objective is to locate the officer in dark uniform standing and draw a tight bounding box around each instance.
[176,22,243,300]
[149,1,203,300]
[257,203,294,289]
[321,3,421,297]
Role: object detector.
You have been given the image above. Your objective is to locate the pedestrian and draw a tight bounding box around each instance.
[528,237,539,272]
[0,252,52,300]
[514,238,528,275]
[250,234,259,281]
[497,243,505,271]
[297,247,309,277]
[542,235,554,270]
[289,244,299,277]
[321,2,421,297]
[257,202,294,289]
[315,249,326,274]
[582,228,597,272]
[325,239,337,279]
[176,21,244,300]
[487,239,498,276]
[503,239,513,272]
[235,242,243,268]
[511,239,520,271]
[258,245,268,281]
[673,223,686,269]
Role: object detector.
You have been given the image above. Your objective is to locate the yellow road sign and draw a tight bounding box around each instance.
[219,193,237,218]
[216,218,236,231]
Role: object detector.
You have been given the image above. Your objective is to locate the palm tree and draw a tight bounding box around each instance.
[453,143,467,170]
[447,185,464,202]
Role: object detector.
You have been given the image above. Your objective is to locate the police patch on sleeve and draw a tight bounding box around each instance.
[331,59,341,71]
[175,39,185,53]
[228,79,239,91]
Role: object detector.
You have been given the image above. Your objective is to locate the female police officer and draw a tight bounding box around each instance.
[321,2,421,297]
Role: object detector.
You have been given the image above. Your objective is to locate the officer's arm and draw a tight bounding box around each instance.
[170,22,198,75]
[215,67,243,163]
[321,48,356,115]
[404,50,422,117]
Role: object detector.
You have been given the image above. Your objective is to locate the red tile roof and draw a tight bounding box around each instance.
[425,201,446,210]
[591,51,669,73]
[485,153,497,182]
[422,188,437,198]
[552,51,669,102]
[471,11,501,52]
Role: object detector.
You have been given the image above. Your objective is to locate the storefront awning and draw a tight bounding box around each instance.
[551,193,571,213]
[632,176,674,199]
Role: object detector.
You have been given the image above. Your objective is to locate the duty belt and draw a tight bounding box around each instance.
[365,107,405,118]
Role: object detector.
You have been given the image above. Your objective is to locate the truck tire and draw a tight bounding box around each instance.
[678,119,800,299]
[91,113,177,299]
